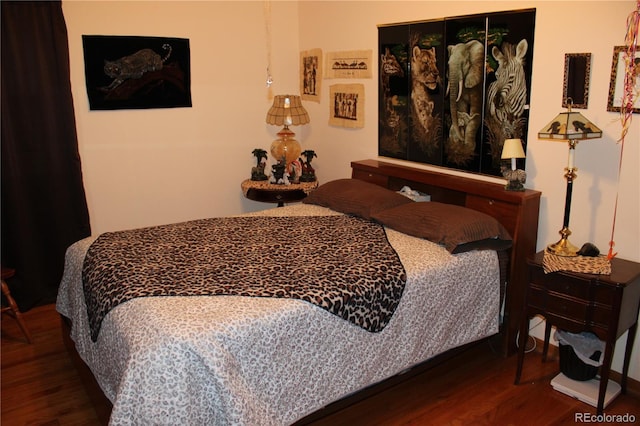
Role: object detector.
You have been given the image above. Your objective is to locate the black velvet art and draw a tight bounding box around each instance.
[378,9,536,177]
[83,35,192,110]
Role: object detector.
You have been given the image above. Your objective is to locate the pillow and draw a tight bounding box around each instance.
[370,202,512,253]
[302,178,413,219]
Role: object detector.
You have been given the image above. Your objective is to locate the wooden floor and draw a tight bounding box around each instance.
[2,304,639,426]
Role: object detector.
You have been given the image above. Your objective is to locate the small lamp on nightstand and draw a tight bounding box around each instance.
[501,138,526,191]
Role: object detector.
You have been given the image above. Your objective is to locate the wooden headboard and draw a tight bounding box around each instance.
[351,159,541,356]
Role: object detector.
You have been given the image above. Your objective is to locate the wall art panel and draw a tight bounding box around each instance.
[378,24,409,159]
[378,9,536,177]
[329,84,365,128]
[83,35,191,111]
[407,20,445,166]
[301,48,322,103]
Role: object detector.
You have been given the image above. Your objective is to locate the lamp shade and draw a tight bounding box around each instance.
[501,138,526,159]
[266,95,310,127]
[538,109,602,140]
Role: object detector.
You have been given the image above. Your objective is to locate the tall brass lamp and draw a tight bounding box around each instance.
[538,103,602,257]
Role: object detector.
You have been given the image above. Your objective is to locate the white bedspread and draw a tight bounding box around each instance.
[56,204,500,426]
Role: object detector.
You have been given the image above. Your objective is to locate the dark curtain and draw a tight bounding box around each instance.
[1,1,91,311]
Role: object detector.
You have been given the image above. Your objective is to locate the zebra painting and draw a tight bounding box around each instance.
[485,39,529,165]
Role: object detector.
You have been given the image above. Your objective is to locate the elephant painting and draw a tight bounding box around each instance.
[446,40,485,164]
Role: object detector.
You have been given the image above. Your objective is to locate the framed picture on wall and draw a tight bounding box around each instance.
[562,53,591,109]
[328,84,364,128]
[325,50,373,79]
[300,48,322,103]
[82,35,192,111]
[607,45,640,113]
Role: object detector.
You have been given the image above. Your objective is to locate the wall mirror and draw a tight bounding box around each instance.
[562,53,591,109]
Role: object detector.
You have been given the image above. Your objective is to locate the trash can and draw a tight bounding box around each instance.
[555,330,604,381]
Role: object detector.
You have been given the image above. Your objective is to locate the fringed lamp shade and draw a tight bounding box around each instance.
[266,95,310,166]
[266,95,310,127]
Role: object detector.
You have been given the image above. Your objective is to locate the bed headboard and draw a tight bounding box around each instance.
[351,159,541,356]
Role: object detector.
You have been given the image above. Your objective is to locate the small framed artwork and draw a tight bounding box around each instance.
[325,50,373,79]
[328,84,364,128]
[562,53,591,109]
[300,48,322,103]
[607,45,640,113]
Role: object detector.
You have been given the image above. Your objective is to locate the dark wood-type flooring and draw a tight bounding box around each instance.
[2,304,639,425]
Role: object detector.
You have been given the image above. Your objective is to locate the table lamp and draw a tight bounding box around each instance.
[266,95,310,168]
[501,138,526,191]
[538,102,602,257]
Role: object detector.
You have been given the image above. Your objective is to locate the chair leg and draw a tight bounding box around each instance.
[1,279,32,343]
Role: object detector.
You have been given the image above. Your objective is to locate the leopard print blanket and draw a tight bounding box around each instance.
[82,215,407,341]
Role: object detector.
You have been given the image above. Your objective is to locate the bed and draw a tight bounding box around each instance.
[56,159,541,425]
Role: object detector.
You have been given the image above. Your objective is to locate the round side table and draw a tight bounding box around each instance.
[241,180,318,207]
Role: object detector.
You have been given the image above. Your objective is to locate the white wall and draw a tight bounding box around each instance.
[63,1,302,233]
[63,1,639,379]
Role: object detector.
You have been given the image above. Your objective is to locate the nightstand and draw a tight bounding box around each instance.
[515,251,640,414]
[241,179,318,207]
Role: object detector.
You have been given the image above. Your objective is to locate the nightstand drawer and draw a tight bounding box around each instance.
[528,287,586,318]
[528,285,613,330]
[246,188,306,203]
[530,267,614,306]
